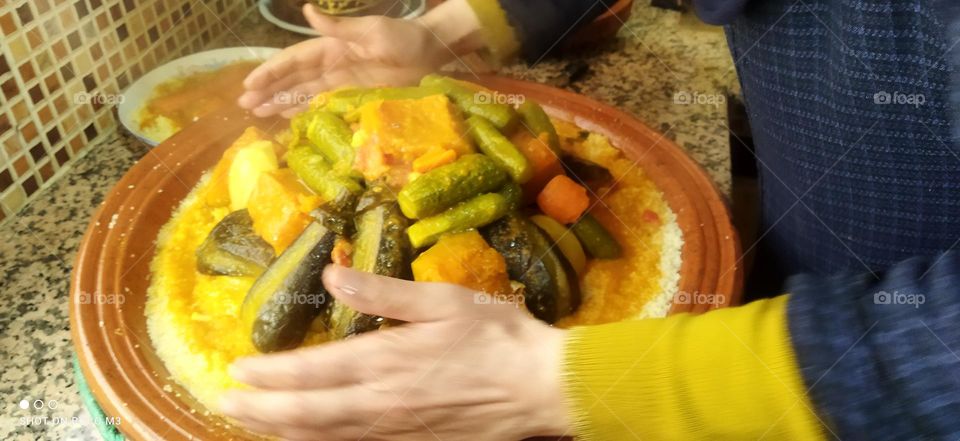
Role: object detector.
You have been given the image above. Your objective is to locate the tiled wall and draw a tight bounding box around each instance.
[0,0,258,223]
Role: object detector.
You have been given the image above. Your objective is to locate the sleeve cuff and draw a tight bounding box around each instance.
[464,0,521,64]
[562,295,825,440]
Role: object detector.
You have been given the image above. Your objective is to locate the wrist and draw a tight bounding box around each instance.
[520,323,572,437]
[417,0,485,55]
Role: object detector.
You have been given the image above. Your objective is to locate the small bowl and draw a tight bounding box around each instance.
[71,75,741,440]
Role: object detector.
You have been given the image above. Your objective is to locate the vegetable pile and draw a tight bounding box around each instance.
[196,75,623,353]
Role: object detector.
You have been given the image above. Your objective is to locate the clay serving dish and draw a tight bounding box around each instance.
[70,75,742,440]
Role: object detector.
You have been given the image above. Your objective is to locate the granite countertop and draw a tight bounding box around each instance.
[0,4,735,440]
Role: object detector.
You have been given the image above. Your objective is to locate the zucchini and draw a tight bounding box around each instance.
[329,186,411,339]
[571,214,621,259]
[420,75,517,130]
[407,190,513,248]
[196,210,275,277]
[530,214,587,275]
[466,115,533,183]
[321,86,444,115]
[517,100,561,155]
[305,110,355,172]
[398,154,508,219]
[286,146,364,211]
[500,181,523,210]
[481,214,581,323]
[242,219,338,352]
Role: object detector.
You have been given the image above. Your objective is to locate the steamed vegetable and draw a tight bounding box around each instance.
[511,130,564,200]
[530,214,587,275]
[196,210,275,277]
[319,86,444,116]
[517,100,561,155]
[571,214,622,259]
[537,174,590,224]
[205,127,273,207]
[412,148,457,174]
[466,115,532,183]
[228,140,279,211]
[420,75,517,130]
[481,214,580,323]
[304,110,355,172]
[285,146,363,212]
[398,154,509,219]
[407,189,514,248]
[246,169,323,254]
[329,186,412,339]
[353,94,473,187]
[242,219,338,353]
[412,230,511,295]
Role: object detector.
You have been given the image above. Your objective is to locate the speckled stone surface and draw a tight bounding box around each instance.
[0,4,735,440]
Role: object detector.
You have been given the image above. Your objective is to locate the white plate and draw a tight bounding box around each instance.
[258,0,427,36]
[118,47,281,146]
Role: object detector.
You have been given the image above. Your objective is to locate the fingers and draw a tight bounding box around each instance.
[323,264,477,322]
[238,65,326,109]
[248,79,326,117]
[244,37,353,92]
[229,337,380,390]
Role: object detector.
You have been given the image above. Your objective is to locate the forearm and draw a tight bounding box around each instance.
[424,0,609,63]
[562,295,825,440]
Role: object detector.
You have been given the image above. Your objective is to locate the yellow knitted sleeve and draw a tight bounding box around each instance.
[562,295,826,440]
[464,0,521,63]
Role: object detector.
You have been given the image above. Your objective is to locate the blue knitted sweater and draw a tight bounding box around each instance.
[497,0,960,438]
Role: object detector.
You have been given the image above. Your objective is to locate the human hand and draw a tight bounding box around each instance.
[239,2,484,118]
[221,264,571,441]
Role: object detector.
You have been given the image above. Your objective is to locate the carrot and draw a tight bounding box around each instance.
[537,174,590,224]
[511,130,564,201]
[412,148,457,173]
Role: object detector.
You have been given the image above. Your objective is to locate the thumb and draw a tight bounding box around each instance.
[303,4,382,41]
[322,265,485,322]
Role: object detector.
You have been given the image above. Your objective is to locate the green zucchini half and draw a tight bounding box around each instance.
[195,210,275,277]
[329,186,412,340]
[242,220,338,352]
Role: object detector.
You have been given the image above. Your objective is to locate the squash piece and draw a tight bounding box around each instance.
[353,94,473,188]
[229,140,280,211]
[247,169,323,253]
[511,130,564,201]
[412,230,511,295]
[204,127,273,207]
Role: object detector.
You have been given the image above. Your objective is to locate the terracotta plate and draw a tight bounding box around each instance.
[70,75,742,440]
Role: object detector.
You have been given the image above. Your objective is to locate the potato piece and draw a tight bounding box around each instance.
[204,127,273,207]
[247,169,323,253]
[229,140,279,211]
[412,230,511,295]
